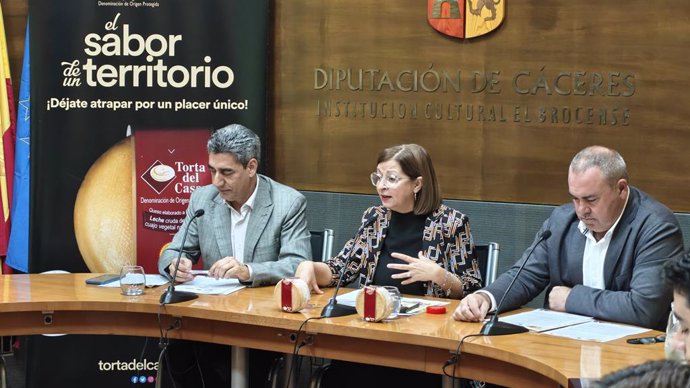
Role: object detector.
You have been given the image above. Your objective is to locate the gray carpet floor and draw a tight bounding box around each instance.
[1,337,25,388]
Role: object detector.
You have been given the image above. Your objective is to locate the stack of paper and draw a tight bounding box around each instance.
[499,309,649,342]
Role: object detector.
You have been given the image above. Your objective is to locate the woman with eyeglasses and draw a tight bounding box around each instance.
[295,143,482,299]
[294,144,482,387]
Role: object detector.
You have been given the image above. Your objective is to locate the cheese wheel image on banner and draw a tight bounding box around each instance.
[273,278,310,312]
[355,286,394,322]
[74,137,135,273]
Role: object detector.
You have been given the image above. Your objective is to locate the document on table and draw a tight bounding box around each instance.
[99,271,245,295]
[174,276,246,295]
[499,308,650,342]
[335,290,448,316]
[499,309,594,332]
[544,321,649,342]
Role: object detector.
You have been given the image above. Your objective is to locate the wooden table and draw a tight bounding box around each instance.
[0,274,664,387]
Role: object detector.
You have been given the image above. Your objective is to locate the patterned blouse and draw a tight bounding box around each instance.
[325,204,482,298]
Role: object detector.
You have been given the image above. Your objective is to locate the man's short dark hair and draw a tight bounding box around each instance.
[664,250,690,301]
[595,359,690,388]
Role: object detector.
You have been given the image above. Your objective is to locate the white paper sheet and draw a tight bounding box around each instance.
[101,273,245,295]
[544,321,649,342]
[173,276,246,295]
[498,308,594,332]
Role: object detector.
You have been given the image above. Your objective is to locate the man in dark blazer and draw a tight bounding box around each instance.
[454,146,684,330]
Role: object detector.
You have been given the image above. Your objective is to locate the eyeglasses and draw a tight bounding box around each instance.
[626,334,666,345]
[370,172,408,188]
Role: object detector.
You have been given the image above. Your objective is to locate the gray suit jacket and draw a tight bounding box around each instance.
[484,186,684,330]
[158,174,312,287]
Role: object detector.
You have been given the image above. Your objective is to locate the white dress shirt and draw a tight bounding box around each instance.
[579,189,629,289]
[225,178,259,279]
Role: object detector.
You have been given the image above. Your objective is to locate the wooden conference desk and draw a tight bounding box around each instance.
[0,274,664,387]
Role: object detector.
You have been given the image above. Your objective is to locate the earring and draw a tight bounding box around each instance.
[414,191,418,201]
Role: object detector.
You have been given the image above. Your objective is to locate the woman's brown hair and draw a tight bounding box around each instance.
[377,144,442,215]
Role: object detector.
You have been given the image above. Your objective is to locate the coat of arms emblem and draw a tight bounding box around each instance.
[427,0,505,39]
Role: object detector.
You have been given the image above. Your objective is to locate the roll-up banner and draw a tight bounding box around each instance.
[27,1,268,386]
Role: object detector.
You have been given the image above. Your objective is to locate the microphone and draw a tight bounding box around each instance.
[321,219,377,318]
[160,209,205,304]
[320,251,358,318]
[480,230,552,336]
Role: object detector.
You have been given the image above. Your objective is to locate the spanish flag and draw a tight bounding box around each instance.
[6,21,28,273]
[0,4,16,263]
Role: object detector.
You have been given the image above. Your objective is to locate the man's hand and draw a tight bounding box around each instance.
[453,293,491,322]
[209,257,250,282]
[168,257,194,283]
[548,286,572,312]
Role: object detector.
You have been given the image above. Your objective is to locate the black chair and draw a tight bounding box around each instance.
[310,229,335,262]
[267,229,335,388]
[0,354,6,388]
[474,242,500,287]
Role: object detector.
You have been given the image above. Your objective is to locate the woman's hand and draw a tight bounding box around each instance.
[295,261,323,294]
[388,251,445,285]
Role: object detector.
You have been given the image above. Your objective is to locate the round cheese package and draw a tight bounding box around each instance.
[355,286,394,322]
[274,277,310,312]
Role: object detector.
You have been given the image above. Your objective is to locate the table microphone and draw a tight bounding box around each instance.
[320,252,358,318]
[480,230,552,336]
[160,209,205,305]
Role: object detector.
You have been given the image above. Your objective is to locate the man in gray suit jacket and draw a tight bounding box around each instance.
[454,146,684,330]
[158,123,311,287]
[157,124,312,387]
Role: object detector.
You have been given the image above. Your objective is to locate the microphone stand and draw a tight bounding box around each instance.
[320,255,357,318]
[160,209,205,304]
[480,230,552,336]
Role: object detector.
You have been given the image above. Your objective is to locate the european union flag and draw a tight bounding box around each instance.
[7,22,30,272]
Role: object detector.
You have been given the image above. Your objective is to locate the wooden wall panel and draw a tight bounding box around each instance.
[2,1,688,211]
[272,0,690,212]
